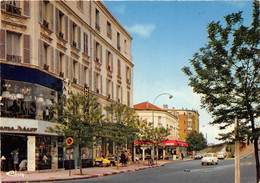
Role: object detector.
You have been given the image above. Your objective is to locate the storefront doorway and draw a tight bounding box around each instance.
[1,134,27,171]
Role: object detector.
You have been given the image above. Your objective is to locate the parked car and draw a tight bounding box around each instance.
[217,152,226,159]
[194,153,203,159]
[201,153,219,165]
[95,158,110,167]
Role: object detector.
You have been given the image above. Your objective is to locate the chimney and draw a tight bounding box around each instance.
[163,104,168,110]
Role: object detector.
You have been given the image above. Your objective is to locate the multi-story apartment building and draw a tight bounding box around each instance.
[167,107,199,141]
[0,0,133,171]
[133,102,187,160]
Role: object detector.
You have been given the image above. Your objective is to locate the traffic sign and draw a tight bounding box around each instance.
[66,137,74,146]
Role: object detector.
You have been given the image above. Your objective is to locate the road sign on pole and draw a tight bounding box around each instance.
[66,137,74,146]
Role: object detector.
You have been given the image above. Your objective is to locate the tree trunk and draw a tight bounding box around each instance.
[79,145,82,175]
[254,138,259,183]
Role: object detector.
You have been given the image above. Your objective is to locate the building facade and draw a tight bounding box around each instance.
[0,0,133,171]
[168,108,199,141]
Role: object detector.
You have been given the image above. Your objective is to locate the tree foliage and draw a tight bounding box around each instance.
[186,130,207,152]
[47,93,103,174]
[103,102,139,148]
[182,1,259,181]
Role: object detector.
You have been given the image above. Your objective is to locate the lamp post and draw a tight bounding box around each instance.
[152,93,173,164]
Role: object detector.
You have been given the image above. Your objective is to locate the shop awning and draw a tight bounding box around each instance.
[135,140,152,145]
[162,140,178,146]
[177,141,188,147]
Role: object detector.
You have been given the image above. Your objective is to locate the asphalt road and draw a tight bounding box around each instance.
[57,154,257,183]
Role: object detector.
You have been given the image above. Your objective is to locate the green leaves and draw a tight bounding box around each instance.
[186,130,207,151]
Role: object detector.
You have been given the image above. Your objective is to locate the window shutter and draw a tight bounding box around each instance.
[38,40,43,68]
[111,53,113,71]
[93,40,96,60]
[106,79,108,97]
[55,8,59,35]
[69,57,73,80]
[69,19,73,44]
[86,34,88,55]
[50,3,54,31]
[65,55,69,78]
[81,65,84,85]
[39,0,43,23]
[112,81,114,100]
[78,62,81,86]
[23,0,30,17]
[121,87,123,104]
[100,44,102,64]
[93,72,97,91]
[50,46,54,73]
[65,15,68,41]
[78,26,81,50]
[1,1,5,10]
[89,68,92,90]
[100,75,103,94]
[23,34,30,63]
[0,29,6,59]
[129,68,131,83]
[106,50,108,68]
[55,49,59,75]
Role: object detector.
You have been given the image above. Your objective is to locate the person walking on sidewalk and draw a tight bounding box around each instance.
[120,151,126,167]
[11,148,19,171]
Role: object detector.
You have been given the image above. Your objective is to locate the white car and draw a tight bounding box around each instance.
[194,153,203,159]
[217,152,226,160]
[201,153,219,165]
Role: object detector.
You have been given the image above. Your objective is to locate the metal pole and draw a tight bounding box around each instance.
[235,117,240,183]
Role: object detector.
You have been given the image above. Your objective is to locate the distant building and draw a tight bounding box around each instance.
[166,106,199,141]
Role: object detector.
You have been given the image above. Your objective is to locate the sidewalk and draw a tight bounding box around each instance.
[1,160,174,183]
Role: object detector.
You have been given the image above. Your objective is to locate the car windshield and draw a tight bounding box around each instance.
[205,154,213,157]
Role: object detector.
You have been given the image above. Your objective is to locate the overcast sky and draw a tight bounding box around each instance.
[103,0,253,144]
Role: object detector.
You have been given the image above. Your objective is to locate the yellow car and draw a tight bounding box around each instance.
[95,158,110,167]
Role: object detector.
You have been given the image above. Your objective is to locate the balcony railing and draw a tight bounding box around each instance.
[73,77,77,84]
[6,4,21,15]
[59,31,64,39]
[43,64,49,71]
[43,19,49,29]
[6,54,21,63]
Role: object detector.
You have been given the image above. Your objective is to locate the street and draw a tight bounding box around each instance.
[57,154,256,183]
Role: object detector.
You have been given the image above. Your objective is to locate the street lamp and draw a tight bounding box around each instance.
[152,93,173,164]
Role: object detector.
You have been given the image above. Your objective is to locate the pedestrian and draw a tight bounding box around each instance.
[11,148,19,171]
[125,150,128,166]
[19,159,27,171]
[181,153,184,160]
[120,151,126,166]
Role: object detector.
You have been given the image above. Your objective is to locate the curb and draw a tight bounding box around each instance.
[2,164,164,183]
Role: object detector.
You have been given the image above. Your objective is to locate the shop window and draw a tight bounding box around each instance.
[0,79,57,121]
[6,31,21,63]
[36,136,52,170]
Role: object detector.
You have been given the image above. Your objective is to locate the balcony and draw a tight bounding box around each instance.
[59,71,64,78]
[43,19,49,29]
[43,64,49,71]
[6,4,21,15]
[59,31,64,39]
[6,54,21,63]
[73,77,77,84]
[96,88,99,94]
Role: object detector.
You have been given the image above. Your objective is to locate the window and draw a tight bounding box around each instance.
[117,59,121,77]
[94,72,102,94]
[83,66,89,85]
[70,21,81,50]
[77,0,83,11]
[59,52,64,77]
[106,79,112,99]
[43,44,49,70]
[116,85,122,103]
[58,11,64,38]
[126,66,131,84]
[158,116,162,126]
[106,51,113,71]
[117,32,120,50]
[124,39,127,53]
[127,91,130,106]
[83,32,88,55]
[6,32,21,63]
[94,40,102,63]
[188,121,192,127]
[95,9,100,31]
[43,1,50,28]
[107,21,112,39]
[188,113,192,118]
[72,60,78,84]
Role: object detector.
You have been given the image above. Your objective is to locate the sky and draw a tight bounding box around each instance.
[103,0,254,144]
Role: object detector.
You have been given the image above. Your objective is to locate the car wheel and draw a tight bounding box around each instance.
[201,162,204,165]
[216,162,218,165]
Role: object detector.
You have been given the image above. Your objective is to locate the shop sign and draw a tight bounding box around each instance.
[0,126,37,132]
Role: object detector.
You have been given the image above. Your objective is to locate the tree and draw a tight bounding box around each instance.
[48,93,103,175]
[182,1,259,181]
[103,102,139,150]
[153,126,170,163]
[186,130,207,152]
